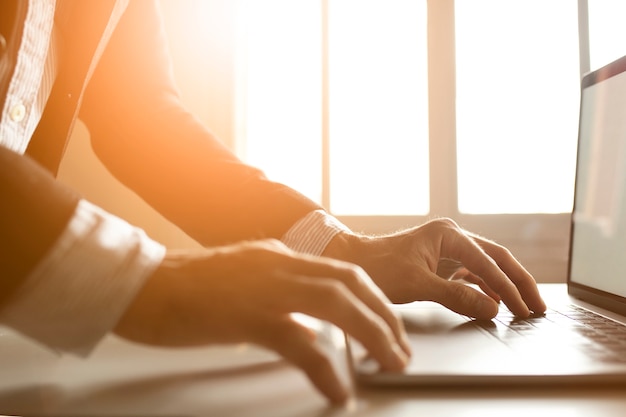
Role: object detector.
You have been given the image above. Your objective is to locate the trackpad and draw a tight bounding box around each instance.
[349,302,539,384]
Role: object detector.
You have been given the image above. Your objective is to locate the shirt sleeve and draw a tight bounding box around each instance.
[0,199,166,357]
[281,209,352,256]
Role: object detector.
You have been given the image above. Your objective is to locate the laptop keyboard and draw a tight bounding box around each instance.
[473,305,626,363]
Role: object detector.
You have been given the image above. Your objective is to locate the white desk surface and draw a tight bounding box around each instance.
[1,284,626,417]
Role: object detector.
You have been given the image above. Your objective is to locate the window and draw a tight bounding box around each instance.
[236,0,323,204]
[588,0,626,71]
[327,0,428,215]
[235,1,624,281]
[237,0,428,215]
[455,0,579,214]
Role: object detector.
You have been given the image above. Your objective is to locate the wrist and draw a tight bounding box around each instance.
[321,231,364,264]
[282,210,352,256]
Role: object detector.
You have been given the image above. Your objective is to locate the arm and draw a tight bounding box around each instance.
[114,239,410,403]
[0,3,408,401]
[79,1,320,246]
[0,145,79,305]
[0,145,165,355]
[0,146,408,402]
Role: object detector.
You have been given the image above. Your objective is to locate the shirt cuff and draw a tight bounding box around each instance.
[0,199,166,357]
[281,210,352,256]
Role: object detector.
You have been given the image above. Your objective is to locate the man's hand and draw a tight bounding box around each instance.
[114,239,411,403]
[323,218,547,320]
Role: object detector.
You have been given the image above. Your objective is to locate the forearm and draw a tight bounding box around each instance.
[88,103,321,246]
[0,146,165,355]
[0,146,79,304]
[80,0,321,245]
[1,199,165,356]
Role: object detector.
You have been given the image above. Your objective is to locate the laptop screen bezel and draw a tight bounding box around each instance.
[567,53,626,316]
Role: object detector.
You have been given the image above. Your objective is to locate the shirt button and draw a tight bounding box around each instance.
[9,103,26,123]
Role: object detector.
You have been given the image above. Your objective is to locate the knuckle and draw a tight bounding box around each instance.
[320,262,367,291]
[375,316,399,345]
[352,314,393,349]
[423,218,461,239]
[444,282,473,304]
[318,280,348,302]
[491,243,512,261]
[247,239,291,261]
[255,238,289,253]
[386,313,403,336]
[339,265,364,287]
[431,217,459,230]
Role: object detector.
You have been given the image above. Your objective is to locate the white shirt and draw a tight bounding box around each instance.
[0,0,349,356]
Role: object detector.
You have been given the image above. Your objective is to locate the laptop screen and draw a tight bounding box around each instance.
[569,55,626,306]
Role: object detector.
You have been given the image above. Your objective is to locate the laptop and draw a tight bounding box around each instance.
[348,53,626,386]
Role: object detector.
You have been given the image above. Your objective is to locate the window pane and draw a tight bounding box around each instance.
[455,1,579,214]
[238,0,323,204]
[588,0,626,71]
[328,0,429,215]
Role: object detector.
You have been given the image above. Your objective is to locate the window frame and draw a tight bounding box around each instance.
[235,0,594,282]
[331,0,592,282]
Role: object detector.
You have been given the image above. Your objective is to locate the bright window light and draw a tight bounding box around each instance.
[455,0,580,214]
[328,0,429,215]
[588,0,626,71]
[237,0,323,204]
[237,0,428,215]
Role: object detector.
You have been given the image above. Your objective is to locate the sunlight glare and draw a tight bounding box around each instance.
[237,0,323,204]
[588,0,626,71]
[455,0,580,214]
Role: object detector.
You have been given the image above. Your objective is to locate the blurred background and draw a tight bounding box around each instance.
[57,0,626,282]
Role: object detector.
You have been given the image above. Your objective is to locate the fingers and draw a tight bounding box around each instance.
[425,274,500,320]
[450,268,502,303]
[274,271,409,373]
[436,258,464,279]
[427,219,545,316]
[250,316,349,403]
[437,259,502,303]
[468,233,547,314]
[199,242,410,391]
[280,256,412,356]
[217,240,410,355]
[432,221,530,317]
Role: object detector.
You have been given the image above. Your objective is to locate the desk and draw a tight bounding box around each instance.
[1,284,626,417]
